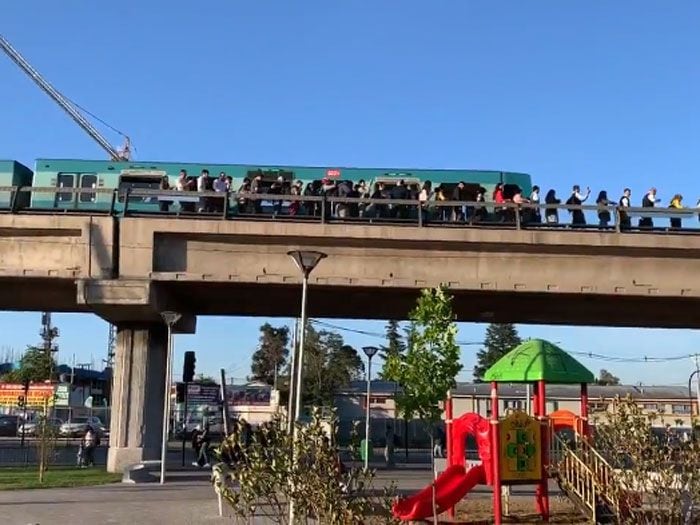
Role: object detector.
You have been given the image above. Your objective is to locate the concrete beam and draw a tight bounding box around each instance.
[76,279,196,333]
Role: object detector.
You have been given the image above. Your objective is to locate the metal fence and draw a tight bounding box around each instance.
[1,186,699,234]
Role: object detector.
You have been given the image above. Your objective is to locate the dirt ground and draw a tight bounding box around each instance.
[441,495,586,524]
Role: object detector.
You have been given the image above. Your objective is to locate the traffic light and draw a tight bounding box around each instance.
[17,395,25,408]
[183,351,196,383]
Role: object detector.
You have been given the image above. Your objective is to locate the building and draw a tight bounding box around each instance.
[334,381,698,438]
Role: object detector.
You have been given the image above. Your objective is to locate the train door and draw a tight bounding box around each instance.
[54,173,76,209]
[78,173,98,208]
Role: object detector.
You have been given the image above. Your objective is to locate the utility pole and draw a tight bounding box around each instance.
[694,355,700,420]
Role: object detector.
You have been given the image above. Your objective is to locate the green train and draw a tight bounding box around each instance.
[1,158,532,212]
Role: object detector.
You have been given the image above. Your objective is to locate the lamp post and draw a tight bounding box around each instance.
[160,311,181,485]
[286,250,326,524]
[362,346,379,471]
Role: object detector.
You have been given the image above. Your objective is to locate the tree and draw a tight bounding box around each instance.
[379,320,405,379]
[596,368,621,386]
[1,346,55,383]
[473,323,521,381]
[213,411,398,523]
[250,324,290,386]
[195,374,217,385]
[302,326,364,407]
[384,286,462,522]
[586,397,700,523]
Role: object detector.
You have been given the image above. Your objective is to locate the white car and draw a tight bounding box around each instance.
[59,416,107,438]
[18,417,63,436]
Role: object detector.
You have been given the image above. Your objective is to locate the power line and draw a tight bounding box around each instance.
[309,319,693,364]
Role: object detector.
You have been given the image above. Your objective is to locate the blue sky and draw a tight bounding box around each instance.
[1,2,699,385]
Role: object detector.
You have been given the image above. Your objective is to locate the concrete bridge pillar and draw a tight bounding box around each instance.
[107,323,168,473]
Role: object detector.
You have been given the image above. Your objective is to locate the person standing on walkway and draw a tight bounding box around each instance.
[566,185,590,226]
[619,188,632,230]
[529,185,541,223]
[595,190,613,228]
[669,194,684,229]
[639,187,658,228]
[544,189,561,224]
[384,424,395,468]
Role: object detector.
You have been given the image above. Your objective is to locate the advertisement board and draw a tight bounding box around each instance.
[0,383,56,408]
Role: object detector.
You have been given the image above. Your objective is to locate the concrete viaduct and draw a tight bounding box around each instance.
[1,213,699,471]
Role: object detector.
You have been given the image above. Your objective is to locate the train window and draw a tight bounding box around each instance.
[79,174,97,202]
[118,175,163,203]
[56,173,75,202]
[438,182,482,200]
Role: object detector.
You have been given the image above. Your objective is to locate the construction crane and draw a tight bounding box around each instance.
[0,33,131,161]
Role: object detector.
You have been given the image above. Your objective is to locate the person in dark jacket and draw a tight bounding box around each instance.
[596,190,613,228]
[544,189,561,224]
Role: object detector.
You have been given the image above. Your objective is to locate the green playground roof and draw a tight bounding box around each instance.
[483,339,595,384]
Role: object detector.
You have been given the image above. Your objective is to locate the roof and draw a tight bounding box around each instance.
[453,382,692,401]
[336,380,401,395]
[483,339,595,384]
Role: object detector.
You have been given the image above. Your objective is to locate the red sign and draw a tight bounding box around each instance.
[326,169,341,178]
[0,383,56,408]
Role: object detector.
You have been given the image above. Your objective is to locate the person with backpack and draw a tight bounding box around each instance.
[81,426,98,467]
[566,185,590,226]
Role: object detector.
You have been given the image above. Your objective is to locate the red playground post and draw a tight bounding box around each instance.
[490,381,502,525]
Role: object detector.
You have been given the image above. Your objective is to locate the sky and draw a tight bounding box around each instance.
[1,1,699,386]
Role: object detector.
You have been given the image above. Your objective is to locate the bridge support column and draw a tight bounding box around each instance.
[107,323,168,473]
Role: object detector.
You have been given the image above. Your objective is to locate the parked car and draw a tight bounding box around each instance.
[18,417,63,437]
[59,416,106,438]
[0,415,20,437]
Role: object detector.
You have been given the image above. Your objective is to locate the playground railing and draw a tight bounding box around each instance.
[551,433,621,521]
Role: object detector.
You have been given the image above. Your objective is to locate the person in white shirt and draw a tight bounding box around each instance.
[196,169,211,212]
[618,188,631,230]
[529,185,541,223]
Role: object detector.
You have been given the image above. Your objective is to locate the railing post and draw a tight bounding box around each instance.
[321,195,327,224]
[109,189,117,216]
[10,186,21,213]
[614,207,621,233]
[222,192,229,220]
[123,188,131,216]
[418,201,423,227]
[515,204,521,230]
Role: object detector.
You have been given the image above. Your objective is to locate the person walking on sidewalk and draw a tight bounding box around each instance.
[191,424,211,468]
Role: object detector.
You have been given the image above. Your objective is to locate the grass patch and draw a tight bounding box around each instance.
[0,467,121,490]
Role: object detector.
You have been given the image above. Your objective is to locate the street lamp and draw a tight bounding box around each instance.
[286,250,326,524]
[286,250,327,424]
[362,345,379,471]
[160,311,181,485]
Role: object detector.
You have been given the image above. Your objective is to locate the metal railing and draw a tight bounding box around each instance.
[2,185,700,235]
[551,432,621,522]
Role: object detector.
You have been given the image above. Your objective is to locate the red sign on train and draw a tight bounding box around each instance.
[326,169,341,178]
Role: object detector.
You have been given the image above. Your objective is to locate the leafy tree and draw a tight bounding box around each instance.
[195,374,217,385]
[379,320,405,379]
[1,346,55,383]
[596,368,621,386]
[473,323,522,381]
[212,410,398,524]
[250,323,290,386]
[302,326,364,407]
[384,286,462,522]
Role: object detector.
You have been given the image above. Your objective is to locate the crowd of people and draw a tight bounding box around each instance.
[156,169,696,230]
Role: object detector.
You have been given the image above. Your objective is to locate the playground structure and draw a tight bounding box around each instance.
[392,339,601,524]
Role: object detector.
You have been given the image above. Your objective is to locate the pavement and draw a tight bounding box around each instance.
[0,466,562,525]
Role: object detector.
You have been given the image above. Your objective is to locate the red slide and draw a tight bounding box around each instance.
[392,463,486,521]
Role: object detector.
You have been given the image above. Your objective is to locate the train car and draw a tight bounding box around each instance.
[30,158,532,212]
[0,160,33,209]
